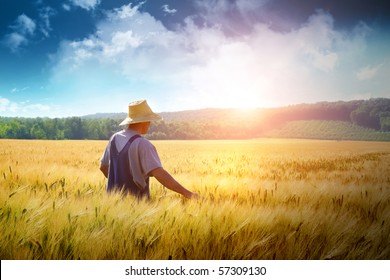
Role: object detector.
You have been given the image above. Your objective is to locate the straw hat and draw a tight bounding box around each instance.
[119,100,162,126]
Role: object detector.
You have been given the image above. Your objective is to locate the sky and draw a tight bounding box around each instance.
[1,0,390,117]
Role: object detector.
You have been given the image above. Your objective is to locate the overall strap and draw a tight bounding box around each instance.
[111,134,141,156]
[120,134,141,155]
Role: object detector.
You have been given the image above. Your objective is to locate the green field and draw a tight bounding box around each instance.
[1,139,390,259]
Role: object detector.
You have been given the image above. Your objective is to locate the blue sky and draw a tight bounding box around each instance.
[1,0,390,117]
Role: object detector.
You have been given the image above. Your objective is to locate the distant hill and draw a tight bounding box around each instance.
[1,98,390,140]
[81,112,127,119]
[81,108,267,123]
[81,98,390,140]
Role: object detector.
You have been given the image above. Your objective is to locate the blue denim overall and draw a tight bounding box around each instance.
[107,134,150,199]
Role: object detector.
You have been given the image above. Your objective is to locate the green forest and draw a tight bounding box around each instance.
[1,98,390,141]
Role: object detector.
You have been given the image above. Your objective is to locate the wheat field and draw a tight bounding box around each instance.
[1,139,390,260]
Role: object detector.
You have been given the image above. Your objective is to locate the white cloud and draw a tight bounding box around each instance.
[104,30,142,57]
[356,64,383,80]
[24,103,51,112]
[49,4,377,112]
[3,33,28,52]
[70,0,101,11]
[62,4,71,11]
[307,50,338,72]
[74,48,93,61]
[108,2,145,20]
[294,10,341,72]
[10,87,29,93]
[0,96,52,117]
[52,3,176,72]
[38,6,56,38]
[2,9,56,52]
[193,0,271,36]
[2,14,36,52]
[12,14,36,35]
[0,97,17,113]
[162,4,177,14]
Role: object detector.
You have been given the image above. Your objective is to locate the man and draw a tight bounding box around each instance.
[100,100,197,200]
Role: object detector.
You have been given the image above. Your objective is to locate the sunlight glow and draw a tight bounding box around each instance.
[190,41,271,109]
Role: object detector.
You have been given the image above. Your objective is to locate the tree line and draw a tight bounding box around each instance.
[0,98,389,140]
[0,117,119,140]
[260,98,390,131]
[0,116,253,140]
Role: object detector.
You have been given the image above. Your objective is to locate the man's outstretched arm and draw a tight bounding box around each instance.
[149,167,197,199]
